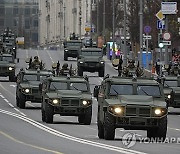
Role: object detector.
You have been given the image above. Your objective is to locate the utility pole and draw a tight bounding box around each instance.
[90,0,92,39]
[63,2,66,39]
[79,0,82,39]
[112,0,115,58]
[97,0,99,36]
[123,0,127,66]
[139,0,143,67]
[103,0,106,41]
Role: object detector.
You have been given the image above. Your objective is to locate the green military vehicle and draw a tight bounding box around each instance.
[77,47,105,77]
[162,76,180,108]
[16,69,53,109]
[64,40,82,61]
[0,53,16,81]
[94,76,167,140]
[40,76,92,124]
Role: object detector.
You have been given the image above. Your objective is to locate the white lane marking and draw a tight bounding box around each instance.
[0,109,147,154]
[168,127,180,131]
[10,85,16,88]
[4,99,9,103]
[46,50,54,63]
[8,103,14,108]
[0,95,5,99]
[13,108,26,116]
[99,77,103,81]
[26,50,28,59]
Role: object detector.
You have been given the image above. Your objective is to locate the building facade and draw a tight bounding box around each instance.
[0,0,39,48]
[39,0,91,47]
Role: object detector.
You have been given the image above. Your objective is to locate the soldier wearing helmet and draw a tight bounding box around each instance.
[59,63,70,76]
[30,56,41,69]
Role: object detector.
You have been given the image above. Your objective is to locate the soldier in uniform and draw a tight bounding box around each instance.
[30,56,41,69]
[118,56,123,76]
[59,63,70,76]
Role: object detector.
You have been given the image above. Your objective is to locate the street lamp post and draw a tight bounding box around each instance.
[103,0,106,41]
[139,0,143,67]
[63,2,66,39]
[79,0,82,39]
[123,0,127,66]
[112,0,115,59]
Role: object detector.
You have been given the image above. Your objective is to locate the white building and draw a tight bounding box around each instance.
[38,0,91,47]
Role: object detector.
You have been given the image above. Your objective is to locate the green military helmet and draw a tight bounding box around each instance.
[62,63,68,69]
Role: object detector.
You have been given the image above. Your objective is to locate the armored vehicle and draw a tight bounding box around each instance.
[77,47,105,77]
[94,76,167,140]
[40,76,92,124]
[0,53,15,81]
[16,69,53,109]
[64,40,82,61]
[162,76,180,108]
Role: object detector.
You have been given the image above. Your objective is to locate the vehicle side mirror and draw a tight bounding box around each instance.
[39,83,43,92]
[93,85,99,98]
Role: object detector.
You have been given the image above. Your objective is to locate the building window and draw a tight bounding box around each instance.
[25,7,30,16]
[0,18,4,26]
[13,7,19,15]
[0,7,5,16]
[32,32,38,42]
[25,19,30,29]
[33,19,38,27]
[32,8,37,14]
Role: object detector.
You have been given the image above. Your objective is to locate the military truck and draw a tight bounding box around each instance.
[94,76,167,140]
[77,47,105,77]
[0,53,16,81]
[16,69,53,109]
[64,40,82,61]
[162,76,180,108]
[40,76,92,124]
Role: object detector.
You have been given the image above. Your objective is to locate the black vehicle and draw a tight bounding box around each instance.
[77,48,105,77]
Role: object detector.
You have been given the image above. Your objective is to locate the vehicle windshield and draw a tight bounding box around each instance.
[50,82,68,90]
[66,42,82,46]
[70,82,88,92]
[23,74,37,81]
[1,56,13,62]
[109,84,133,96]
[164,80,177,87]
[137,85,161,97]
[81,50,102,56]
[40,75,48,82]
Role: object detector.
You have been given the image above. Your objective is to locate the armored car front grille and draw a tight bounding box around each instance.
[32,88,39,94]
[86,62,98,66]
[174,94,180,101]
[0,67,7,71]
[61,99,79,107]
[126,106,150,117]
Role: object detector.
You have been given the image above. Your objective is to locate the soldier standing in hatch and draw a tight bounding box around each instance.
[31,56,41,69]
[118,55,123,76]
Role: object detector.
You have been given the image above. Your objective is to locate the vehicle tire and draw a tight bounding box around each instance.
[78,106,92,125]
[16,96,20,107]
[64,53,68,61]
[78,67,83,76]
[19,93,26,109]
[45,102,54,124]
[147,116,167,141]
[98,68,104,77]
[104,111,115,140]
[97,113,104,139]
[9,72,15,82]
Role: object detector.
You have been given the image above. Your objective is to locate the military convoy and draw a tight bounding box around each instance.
[40,75,92,124]
[77,47,105,77]
[16,68,53,109]
[94,76,167,140]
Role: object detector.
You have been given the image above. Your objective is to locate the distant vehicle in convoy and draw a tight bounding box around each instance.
[94,76,167,140]
[63,40,83,61]
[0,53,16,81]
[16,69,53,109]
[40,75,92,124]
[162,76,180,108]
[77,47,105,77]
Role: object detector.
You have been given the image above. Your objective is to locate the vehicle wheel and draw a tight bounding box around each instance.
[78,106,92,125]
[78,67,83,76]
[19,93,26,109]
[147,116,167,141]
[97,113,104,139]
[104,111,115,140]
[45,102,54,123]
[9,72,15,82]
[16,96,20,107]
[64,53,68,61]
[98,68,104,77]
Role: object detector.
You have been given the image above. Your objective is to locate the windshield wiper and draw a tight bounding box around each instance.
[111,88,119,95]
[140,88,150,96]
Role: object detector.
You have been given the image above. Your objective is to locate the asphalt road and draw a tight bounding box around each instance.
[0,48,180,154]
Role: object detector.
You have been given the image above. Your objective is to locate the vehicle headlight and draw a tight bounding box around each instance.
[100,61,104,64]
[52,99,59,105]
[65,49,68,52]
[23,88,30,93]
[109,106,124,115]
[79,61,83,64]
[168,94,171,99]
[82,100,88,105]
[154,109,161,115]
[13,47,15,50]
[8,67,13,71]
